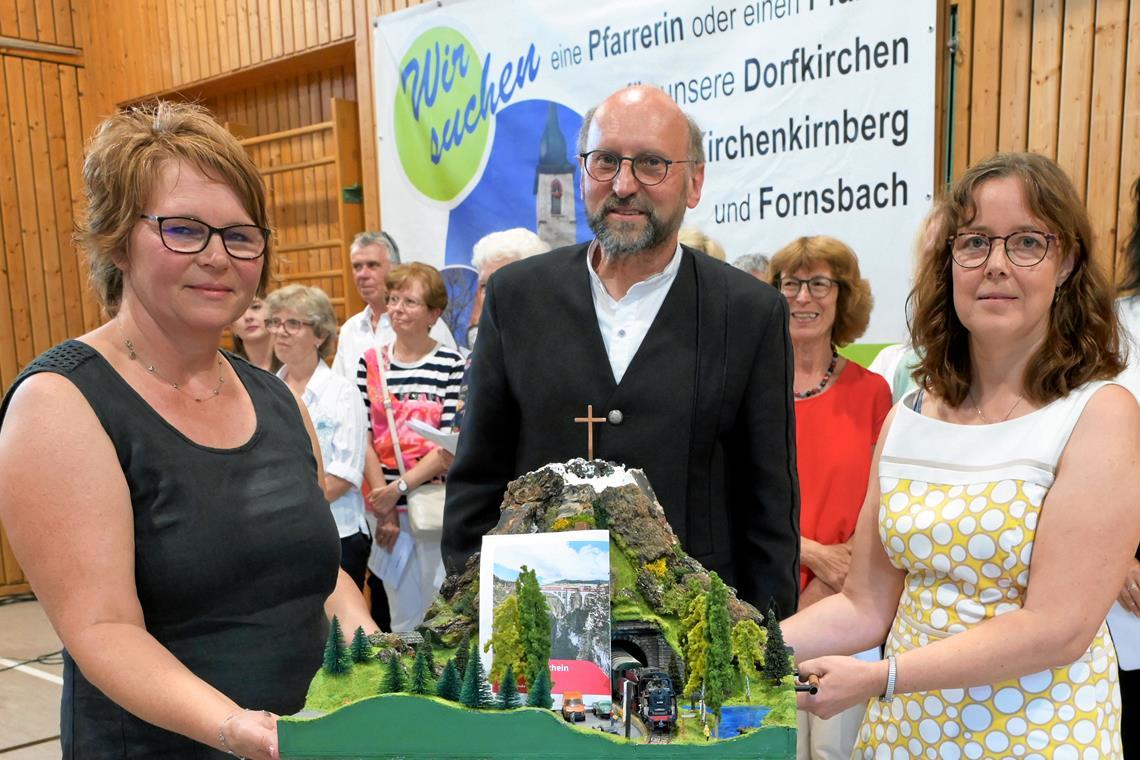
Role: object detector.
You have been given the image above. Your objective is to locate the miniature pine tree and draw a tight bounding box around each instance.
[704,573,735,717]
[322,616,351,675]
[498,663,520,709]
[379,652,407,693]
[409,650,433,695]
[349,626,371,664]
[420,635,436,672]
[454,631,471,678]
[667,656,682,694]
[762,604,793,683]
[436,659,461,701]
[459,643,491,708]
[524,666,553,709]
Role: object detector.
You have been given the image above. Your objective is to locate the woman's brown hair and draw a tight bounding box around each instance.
[908,152,1123,406]
[768,236,874,347]
[386,262,448,313]
[77,100,271,315]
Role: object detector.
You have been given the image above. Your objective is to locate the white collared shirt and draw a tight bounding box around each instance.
[331,304,458,381]
[587,243,683,383]
[277,361,369,538]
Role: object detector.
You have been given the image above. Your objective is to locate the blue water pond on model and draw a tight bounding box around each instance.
[716,705,771,739]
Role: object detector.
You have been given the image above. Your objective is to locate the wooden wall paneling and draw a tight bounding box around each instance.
[998,0,1032,152]
[306,0,321,50]
[205,0,222,77]
[41,61,82,341]
[6,59,51,360]
[950,0,975,183]
[356,0,382,230]
[1026,0,1062,159]
[60,64,99,330]
[24,59,70,347]
[967,0,1002,163]
[15,0,36,40]
[0,3,15,38]
[265,0,281,60]
[168,0,186,89]
[34,0,55,42]
[235,0,252,68]
[279,0,295,59]
[0,61,22,387]
[1116,0,1140,285]
[54,0,75,47]
[1056,1,1095,201]
[1085,1,1129,280]
[333,97,365,317]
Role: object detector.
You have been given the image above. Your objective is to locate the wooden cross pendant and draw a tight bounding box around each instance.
[573,404,606,460]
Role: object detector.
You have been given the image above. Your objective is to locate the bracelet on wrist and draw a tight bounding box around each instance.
[879,654,897,703]
[218,711,246,759]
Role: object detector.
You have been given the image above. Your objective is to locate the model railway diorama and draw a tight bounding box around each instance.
[279,460,798,759]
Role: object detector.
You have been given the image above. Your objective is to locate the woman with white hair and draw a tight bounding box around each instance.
[468,228,550,347]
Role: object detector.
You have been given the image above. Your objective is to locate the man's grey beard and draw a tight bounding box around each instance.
[587,197,682,258]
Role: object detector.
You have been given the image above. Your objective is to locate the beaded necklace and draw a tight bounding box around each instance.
[794,348,839,400]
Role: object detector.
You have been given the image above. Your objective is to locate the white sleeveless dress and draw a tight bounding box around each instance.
[854,381,1123,760]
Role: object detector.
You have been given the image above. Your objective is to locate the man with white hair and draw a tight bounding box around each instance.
[332,231,456,379]
[466,228,551,347]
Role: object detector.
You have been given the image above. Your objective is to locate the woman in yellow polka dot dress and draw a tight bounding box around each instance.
[781,152,1140,760]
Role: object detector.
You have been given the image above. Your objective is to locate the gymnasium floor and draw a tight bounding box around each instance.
[0,595,63,758]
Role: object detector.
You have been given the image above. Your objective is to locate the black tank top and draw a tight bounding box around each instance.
[0,341,340,759]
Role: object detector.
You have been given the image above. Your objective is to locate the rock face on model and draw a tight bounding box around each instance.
[425,458,763,647]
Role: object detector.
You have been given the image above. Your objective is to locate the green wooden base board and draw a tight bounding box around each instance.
[279,695,795,759]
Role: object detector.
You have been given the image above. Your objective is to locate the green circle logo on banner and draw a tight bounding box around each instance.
[393,27,489,203]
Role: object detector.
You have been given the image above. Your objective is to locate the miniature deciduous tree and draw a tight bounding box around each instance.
[524,666,553,709]
[459,641,493,708]
[730,619,765,696]
[498,663,520,709]
[762,604,793,683]
[322,616,351,675]
[436,659,461,701]
[681,591,709,699]
[349,626,371,664]
[704,573,734,717]
[515,566,551,689]
[484,594,523,687]
[409,649,434,695]
[379,652,407,693]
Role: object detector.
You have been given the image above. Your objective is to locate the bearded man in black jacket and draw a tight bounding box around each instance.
[442,85,800,615]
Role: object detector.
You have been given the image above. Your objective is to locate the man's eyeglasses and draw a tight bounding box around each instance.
[140,215,269,260]
[264,317,315,335]
[779,276,837,299]
[949,231,1057,269]
[578,150,695,187]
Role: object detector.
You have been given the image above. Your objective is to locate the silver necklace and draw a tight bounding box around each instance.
[121,331,225,403]
[969,388,1023,424]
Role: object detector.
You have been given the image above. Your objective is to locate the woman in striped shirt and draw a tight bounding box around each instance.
[358,262,465,631]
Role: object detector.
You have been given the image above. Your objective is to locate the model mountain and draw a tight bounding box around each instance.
[425,458,763,654]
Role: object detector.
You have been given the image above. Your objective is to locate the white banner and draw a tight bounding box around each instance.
[373,0,937,345]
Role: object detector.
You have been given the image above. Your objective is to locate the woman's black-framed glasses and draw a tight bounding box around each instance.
[140,215,269,260]
[578,150,694,186]
[264,317,315,335]
[949,231,1056,269]
[779,276,837,299]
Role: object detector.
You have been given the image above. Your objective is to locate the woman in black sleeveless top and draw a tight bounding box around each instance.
[0,102,377,759]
